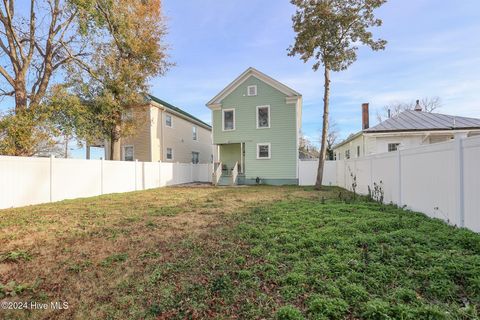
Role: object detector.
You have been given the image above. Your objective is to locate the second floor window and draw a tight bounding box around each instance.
[257,105,270,128]
[166,114,172,127]
[345,149,350,159]
[192,126,197,140]
[223,109,235,131]
[122,109,133,121]
[388,143,400,152]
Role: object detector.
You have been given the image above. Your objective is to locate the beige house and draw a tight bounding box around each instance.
[106,95,213,163]
[333,102,480,160]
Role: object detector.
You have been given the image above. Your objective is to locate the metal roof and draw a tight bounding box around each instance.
[364,110,480,133]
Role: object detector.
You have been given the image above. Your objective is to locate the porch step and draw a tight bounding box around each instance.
[217,175,237,186]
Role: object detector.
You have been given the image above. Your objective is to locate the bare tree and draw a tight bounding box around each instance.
[0,0,87,112]
[299,131,319,159]
[326,121,339,160]
[0,0,90,155]
[376,96,442,122]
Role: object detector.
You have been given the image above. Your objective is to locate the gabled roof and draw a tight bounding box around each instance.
[148,95,211,129]
[206,67,301,108]
[365,110,480,133]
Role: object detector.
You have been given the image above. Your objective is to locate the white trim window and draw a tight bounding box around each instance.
[257,143,271,159]
[191,151,199,164]
[222,109,235,131]
[166,147,174,160]
[165,114,173,127]
[123,145,134,161]
[122,109,133,121]
[247,85,257,96]
[256,105,270,129]
[388,143,400,152]
[192,126,198,140]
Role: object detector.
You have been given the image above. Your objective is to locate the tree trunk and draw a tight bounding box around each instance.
[86,142,91,160]
[109,125,122,160]
[315,65,330,190]
[14,83,28,113]
[64,135,69,158]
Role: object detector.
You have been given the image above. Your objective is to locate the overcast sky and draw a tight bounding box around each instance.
[2,0,479,158]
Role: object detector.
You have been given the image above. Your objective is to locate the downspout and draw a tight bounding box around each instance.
[160,108,165,161]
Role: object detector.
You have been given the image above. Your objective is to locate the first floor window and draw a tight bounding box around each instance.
[223,109,235,131]
[166,148,173,160]
[257,143,271,159]
[388,143,400,152]
[166,114,172,127]
[257,105,270,128]
[192,152,199,164]
[123,146,134,161]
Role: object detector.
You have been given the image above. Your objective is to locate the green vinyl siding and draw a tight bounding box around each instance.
[212,75,297,180]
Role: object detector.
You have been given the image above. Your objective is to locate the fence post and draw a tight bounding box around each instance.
[176,162,179,185]
[135,159,138,191]
[101,158,104,195]
[397,149,402,207]
[369,156,373,188]
[49,155,54,202]
[158,161,162,187]
[142,161,146,190]
[454,135,465,227]
[190,163,194,182]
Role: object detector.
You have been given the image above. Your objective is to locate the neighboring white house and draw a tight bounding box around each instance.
[333,102,480,159]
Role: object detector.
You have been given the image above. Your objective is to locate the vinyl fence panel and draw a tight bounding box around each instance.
[299,135,480,232]
[52,158,102,202]
[0,157,213,210]
[463,136,480,231]
[0,156,51,208]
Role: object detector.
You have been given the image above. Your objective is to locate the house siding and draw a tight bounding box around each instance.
[120,104,213,164]
[213,75,298,180]
[120,106,152,161]
[155,107,212,164]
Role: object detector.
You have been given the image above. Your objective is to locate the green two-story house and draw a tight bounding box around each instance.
[207,67,302,185]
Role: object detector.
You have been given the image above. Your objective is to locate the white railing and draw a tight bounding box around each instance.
[231,161,239,186]
[298,135,480,232]
[213,162,223,186]
[0,156,213,210]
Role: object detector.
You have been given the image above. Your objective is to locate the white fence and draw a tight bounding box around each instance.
[299,135,480,232]
[0,156,212,210]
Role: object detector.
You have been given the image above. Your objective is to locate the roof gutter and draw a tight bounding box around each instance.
[150,100,211,131]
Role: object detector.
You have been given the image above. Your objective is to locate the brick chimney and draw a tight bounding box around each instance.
[362,103,369,130]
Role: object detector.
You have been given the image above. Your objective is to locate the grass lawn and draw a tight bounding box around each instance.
[0,186,479,319]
